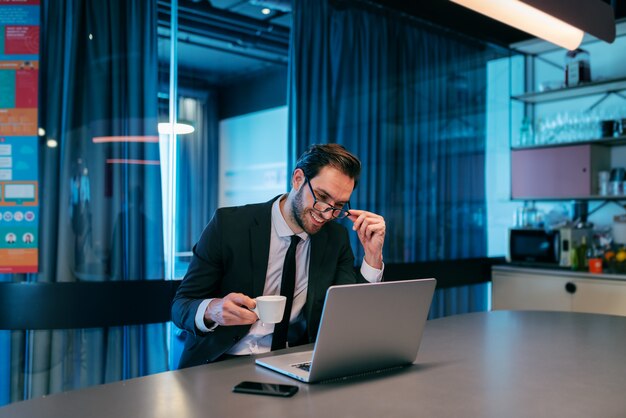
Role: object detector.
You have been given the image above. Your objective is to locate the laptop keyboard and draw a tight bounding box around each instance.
[292,362,311,372]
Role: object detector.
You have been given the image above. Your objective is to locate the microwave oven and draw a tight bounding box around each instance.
[508,228,560,265]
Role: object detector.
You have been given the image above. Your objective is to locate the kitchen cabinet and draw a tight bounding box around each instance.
[492,265,626,317]
[511,144,609,199]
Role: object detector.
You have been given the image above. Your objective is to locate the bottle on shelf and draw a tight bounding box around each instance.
[565,48,591,87]
[571,243,579,271]
[577,236,589,271]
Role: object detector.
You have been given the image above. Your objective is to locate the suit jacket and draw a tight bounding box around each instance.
[171,196,363,368]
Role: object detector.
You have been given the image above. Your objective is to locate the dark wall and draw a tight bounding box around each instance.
[217,66,288,120]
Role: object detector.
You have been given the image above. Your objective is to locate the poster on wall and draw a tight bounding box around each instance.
[0,0,39,273]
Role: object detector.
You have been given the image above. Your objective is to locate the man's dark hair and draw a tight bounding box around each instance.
[295,143,361,188]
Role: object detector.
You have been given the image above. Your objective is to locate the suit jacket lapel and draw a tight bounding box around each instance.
[250,197,277,297]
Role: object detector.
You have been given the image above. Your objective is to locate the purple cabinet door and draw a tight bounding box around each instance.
[511,145,601,199]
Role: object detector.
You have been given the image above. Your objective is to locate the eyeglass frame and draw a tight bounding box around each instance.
[304,176,351,219]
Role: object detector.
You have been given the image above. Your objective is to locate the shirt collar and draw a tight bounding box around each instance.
[272,195,309,242]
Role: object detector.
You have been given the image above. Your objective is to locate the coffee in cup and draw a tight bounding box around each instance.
[252,295,286,324]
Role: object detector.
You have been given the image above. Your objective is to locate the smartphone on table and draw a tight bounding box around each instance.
[233,381,298,397]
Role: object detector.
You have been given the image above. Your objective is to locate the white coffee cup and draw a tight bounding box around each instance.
[252,295,287,324]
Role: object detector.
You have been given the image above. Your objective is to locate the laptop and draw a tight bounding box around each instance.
[255,278,436,383]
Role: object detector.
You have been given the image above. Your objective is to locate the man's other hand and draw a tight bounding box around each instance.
[347,209,385,269]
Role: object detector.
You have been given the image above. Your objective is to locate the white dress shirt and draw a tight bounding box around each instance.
[194,195,383,355]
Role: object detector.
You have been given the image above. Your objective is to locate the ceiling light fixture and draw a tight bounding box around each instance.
[450,0,615,50]
[92,136,160,143]
[106,159,161,166]
[157,122,195,135]
[261,8,271,15]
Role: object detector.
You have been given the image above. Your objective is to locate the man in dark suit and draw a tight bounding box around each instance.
[172,144,385,368]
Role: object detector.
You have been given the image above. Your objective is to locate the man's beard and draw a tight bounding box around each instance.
[291,186,325,235]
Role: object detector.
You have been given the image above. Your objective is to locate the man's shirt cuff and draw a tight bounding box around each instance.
[361,259,384,282]
[195,298,218,332]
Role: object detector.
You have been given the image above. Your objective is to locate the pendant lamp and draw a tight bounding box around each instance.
[451,0,616,50]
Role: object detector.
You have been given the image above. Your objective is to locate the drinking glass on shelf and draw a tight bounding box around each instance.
[611,121,620,138]
[538,117,550,144]
[598,170,610,195]
[552,112,563,143]
[519,118,533,146]
[538,116,557,145]
[581,111,600,140]
[570,112,584,141]
[535,117,547,145]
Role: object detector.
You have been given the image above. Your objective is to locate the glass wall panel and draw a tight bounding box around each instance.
[156,0,291,370]
[1,0,169,406]
[156,0,290,279]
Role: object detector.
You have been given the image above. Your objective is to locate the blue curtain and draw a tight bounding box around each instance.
[0,0,167,405]
[290,0,507,317]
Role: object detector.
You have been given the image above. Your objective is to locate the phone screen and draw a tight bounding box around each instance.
[233,381,298,397]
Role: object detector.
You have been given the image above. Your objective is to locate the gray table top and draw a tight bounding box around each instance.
[1,310,625,418]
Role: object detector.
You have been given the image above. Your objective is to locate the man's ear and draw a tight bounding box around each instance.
[292,168,305,190]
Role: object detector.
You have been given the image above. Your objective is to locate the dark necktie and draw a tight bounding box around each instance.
[271,235,301,351]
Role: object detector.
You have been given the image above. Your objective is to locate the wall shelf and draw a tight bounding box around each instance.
[512,136,626,150]
[512,77,626,104]
[511,196,626,202]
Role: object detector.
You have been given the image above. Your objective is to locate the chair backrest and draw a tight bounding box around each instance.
[0,280,181,330]
[384,257,505,288]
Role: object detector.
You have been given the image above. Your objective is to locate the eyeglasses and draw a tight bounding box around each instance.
[305,177,351,219]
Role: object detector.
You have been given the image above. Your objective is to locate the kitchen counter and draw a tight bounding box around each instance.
[495,264,626,282]
[492,265,626,316]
